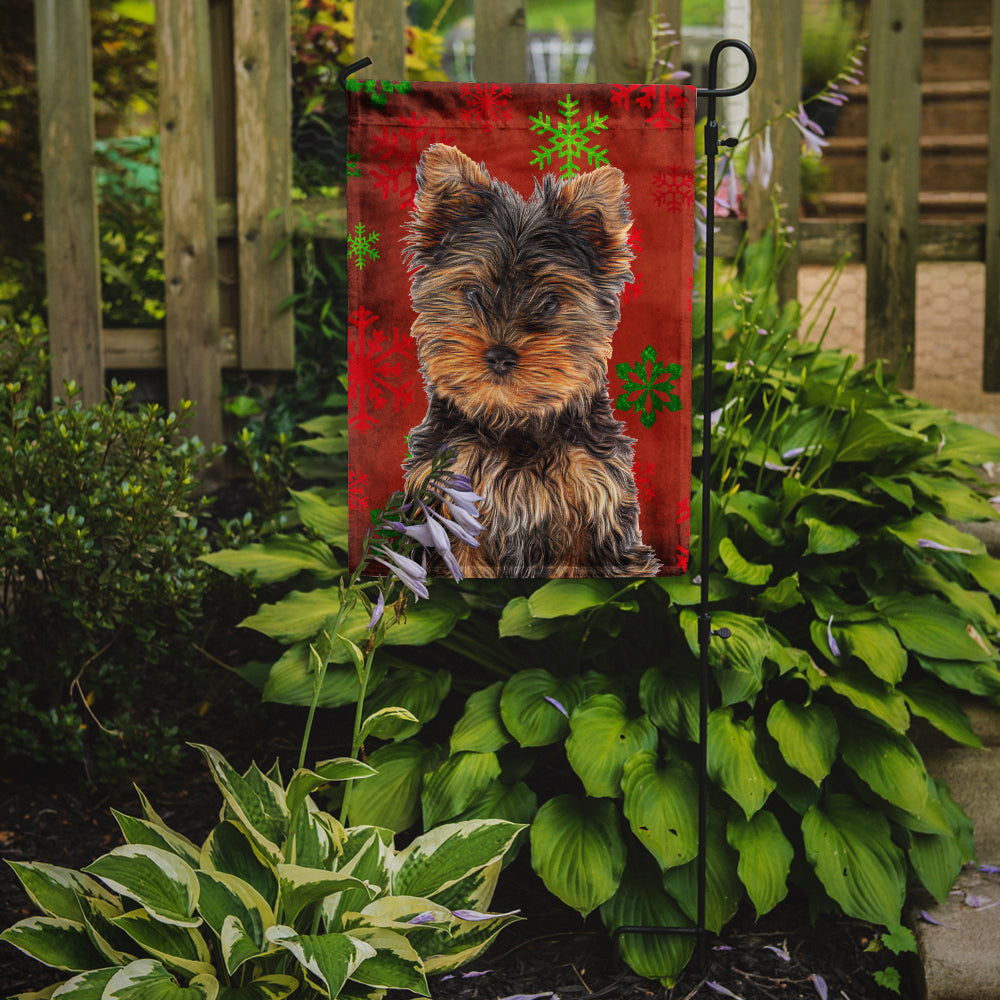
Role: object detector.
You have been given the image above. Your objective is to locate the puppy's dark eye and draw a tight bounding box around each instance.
[463,286,483,311]
[534,295,559,321]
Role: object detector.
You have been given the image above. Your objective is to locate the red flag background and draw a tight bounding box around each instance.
[346,81,695,577]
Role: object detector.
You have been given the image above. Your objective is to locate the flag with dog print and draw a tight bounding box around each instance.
[346,81,695,579]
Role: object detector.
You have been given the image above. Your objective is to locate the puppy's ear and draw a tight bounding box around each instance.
[406,144,494,267]
[547,166,633,277]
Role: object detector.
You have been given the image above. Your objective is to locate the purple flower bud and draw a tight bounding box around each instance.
[544,695,569,718]
[812,974,828,1000]
[407,911,437,925]
[827,616,841,658]
[367,590,385,631]
[451,908,520,921]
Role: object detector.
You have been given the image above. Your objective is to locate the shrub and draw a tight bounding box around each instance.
[0,317,220,783]
[1,743,524,998]
[217,232,1000,984]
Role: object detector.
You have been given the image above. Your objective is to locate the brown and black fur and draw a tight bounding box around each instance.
[402,143,659,578]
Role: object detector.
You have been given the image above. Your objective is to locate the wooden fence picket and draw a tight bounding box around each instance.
[984,0,1000,390]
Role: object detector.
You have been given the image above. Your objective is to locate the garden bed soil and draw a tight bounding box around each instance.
[1,742,913,1000]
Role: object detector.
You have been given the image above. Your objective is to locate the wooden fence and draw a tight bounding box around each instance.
[33,0,1000,445]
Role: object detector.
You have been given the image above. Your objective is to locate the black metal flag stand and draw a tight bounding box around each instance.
[340,40,758,974]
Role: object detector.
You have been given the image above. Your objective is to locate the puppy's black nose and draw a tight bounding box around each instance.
[485,346,518,375]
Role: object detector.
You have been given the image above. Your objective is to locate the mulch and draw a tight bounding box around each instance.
[0,744,913,1000]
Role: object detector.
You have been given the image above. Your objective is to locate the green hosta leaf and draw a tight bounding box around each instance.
[83,846,200,928]
[0,916,107,971]
[909,826,965,905]
[661,811,741,933]
[362,667,451,740]
[916,655,1000,697]
[935,421,1000,464]
[288,489,349,544]
[285,759,375,823]
[277,865,374,925]
[866,474,914,509]
[599,853,694,987]
[967,553,1000,597]
[199,822,278,910]
[807,660,910,732]
[190,746,287,862]
[906,473,998,521]
[345,926,428,994]
[765,701,838,786]
[724,490,784,545]
[886,512,985,557]
[527,579,617,618]
[911,562,1000,633]
[802,793,906,926]
[530,795,626,917]
[112,812,201,868]
[451,682,511,754]
[347,740,442,832]
[718,537,772,585]
[265,926,375,997]
[803,517,859,556]
[200,535,342,584]
[111,908,214,978]
[836,621,907,684]
[727,811,793,918]
[216,976,299,1000]
[393,819,524,900]
[499,670,584,747]
[901,680,982,748]
[639,664,699,742]
[707,708,776,818]
[4,862,118,923]
[421,751,502,828]
[839,718,928,816]
[835,410,927,463]
[260,643,388,709]
[874,594,995,662]
[566,695,658,798]
[359,706,421,742]
[453,779,538,827]
[497,596,564,639]
[680,610,770,706]
[621,751,698,871]
[755,573,804,614]
[103,959,218,1000]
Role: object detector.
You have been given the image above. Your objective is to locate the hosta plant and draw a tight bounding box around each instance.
[1,744,523,999]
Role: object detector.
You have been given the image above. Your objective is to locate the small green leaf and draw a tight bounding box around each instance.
[450,682,511,754]
[200,536,342,584]
[707,707,776,818]
[803,517,859,555]
[527,579,618,618]
[727,811,793,917]
[765,700,838,786]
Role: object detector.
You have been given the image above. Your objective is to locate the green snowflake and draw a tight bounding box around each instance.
[348,222,380,269]
[345,78,413,108]
[346,152,361,178]
[529,93,610,178]
[615,344,683,428]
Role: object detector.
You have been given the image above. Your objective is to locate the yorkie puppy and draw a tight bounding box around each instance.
[401,143,659,578]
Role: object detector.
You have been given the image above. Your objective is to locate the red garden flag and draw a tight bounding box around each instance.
[346,80,695,578]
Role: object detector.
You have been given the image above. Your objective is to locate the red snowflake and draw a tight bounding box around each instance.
[633,459,655,508]
[676,496,691,525]
[611,84,689,130]
[627,227,644,255]
[676,544,690,573]
[621,271,643,306]
[460,83,512,129]
[348,469,370,513]
[653,165,695,212]
[369,112,456,211]
[348,305,416,433]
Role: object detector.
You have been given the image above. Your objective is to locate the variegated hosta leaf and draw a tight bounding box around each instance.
[421,752,502,829]
[214,975,300,1000]
[344,926,429,995]
[565,695,658,799]
[499,669,585,747]
[727,810,793,917]
[661,811,742,934]
[46,966,118,997]
[420,906,523,975]
[706,707,776,819]
[195,871,274,974]
[285,760,375,824]
[276,865,375,925]
[0,916,107,971]
[112,810,202,868]
[102,958,218,999]
[450,682,511,754]
[529,795,626,917]
[391,820,524,901]
[621,751,699,871]
[423,859,501,916]
[4,862,118,922]
[110,908,214,979]
[265,926,376,998]
[83,846,200,928]
[599,854,694,987]
[77,894,136,966]
[199,822,278,910]
[288,802,343,870]
[765,700,838,786]
[322,829,393,931]
[802,793,906,926]
[190,745,288,863]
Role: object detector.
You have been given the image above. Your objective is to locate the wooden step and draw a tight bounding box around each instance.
[921,0,992,28]
[922,25,993,83]
[822,134,989,193]
[833,80,991,138]
[813,190,987,222]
